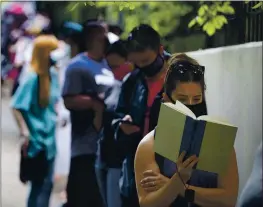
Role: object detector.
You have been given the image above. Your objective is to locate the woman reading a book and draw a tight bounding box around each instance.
[134,54,239,207]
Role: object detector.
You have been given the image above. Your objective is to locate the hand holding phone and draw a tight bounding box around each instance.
[120,115,140,135]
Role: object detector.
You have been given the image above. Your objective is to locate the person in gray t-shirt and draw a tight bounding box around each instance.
[62,20,114,207]
[237,142,262,207]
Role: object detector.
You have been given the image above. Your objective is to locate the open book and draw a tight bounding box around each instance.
[154,101,238,176]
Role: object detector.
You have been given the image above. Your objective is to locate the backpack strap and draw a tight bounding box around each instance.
[153,128,165,174]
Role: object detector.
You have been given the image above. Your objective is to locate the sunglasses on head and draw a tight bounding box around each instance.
[171,61,205,75]
[165,61,205,82]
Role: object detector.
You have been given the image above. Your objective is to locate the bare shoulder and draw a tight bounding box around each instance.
[135,130,160,177]
[135,130,155,167]
[137,130,155,154]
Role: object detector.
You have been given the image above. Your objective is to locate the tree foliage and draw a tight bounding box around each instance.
[188,1,235,36]
[69,1,262,37]
[188,1,263,36]
[71,1,193,38]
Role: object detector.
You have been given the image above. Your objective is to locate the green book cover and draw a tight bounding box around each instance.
[154,101,238,176]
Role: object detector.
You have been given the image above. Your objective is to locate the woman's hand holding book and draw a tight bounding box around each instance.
[176,151,199,184]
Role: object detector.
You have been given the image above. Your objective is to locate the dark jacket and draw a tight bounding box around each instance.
[99,80,124,168]
[112,52,170,197]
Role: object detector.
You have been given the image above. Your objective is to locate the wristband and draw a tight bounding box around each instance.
[185,189,195,203]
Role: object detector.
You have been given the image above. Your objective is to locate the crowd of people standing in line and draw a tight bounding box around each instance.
[8,17,262,207]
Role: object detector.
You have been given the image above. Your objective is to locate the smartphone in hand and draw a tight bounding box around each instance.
[121,120,139,127]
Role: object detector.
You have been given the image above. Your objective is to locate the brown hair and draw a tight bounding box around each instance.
[168,53,199,66]
[164,53,206,96]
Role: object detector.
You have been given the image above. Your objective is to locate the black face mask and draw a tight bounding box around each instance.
[185,102,208,118]
[164,93,207,117]
[136,55,164,78]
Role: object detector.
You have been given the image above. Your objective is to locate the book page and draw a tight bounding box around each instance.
[197,115,236,127]
[165,101,196,119]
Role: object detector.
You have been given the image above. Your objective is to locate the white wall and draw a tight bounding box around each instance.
[188,42,263,196]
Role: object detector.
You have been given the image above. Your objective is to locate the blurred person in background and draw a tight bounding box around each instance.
[109,24,123,37]
[9,27,32,139]
[5,29,23,88]
[52,21,83,202]
[112,24,171,207]
[96,40,133,207]
[105,40,133,81]
[11,14,51,139]
[11,13,51,92]
[60,21,84,58]
[11,35,60,207]
[62,19,114,207]
[237,141,262,207]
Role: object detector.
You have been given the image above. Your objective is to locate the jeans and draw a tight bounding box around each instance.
[95,164,122,207]
[95,164,107,207]
[27,159,54,207]
[107,168,121,207]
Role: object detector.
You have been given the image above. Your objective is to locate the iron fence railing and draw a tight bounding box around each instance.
[243,1,263,43]
[205,1,262,49]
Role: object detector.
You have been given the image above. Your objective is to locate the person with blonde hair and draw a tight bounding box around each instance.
[134,53,239,207]
[11,35,60,207]
[11,16,51,139]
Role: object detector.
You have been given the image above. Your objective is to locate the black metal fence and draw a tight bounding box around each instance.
[243,1,263,43]
[206,1,263,48]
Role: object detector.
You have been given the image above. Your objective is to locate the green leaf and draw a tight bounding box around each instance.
[220,2,235,14]
[198,5,206,16]
[252,2,262,9]
[203,22,209,31]
[196,16,206,26]
[212,18,222,30]
[211,9,218,16]
[217,15,228,24]
[188,18,197,28]
[129,4,136,10]
[210,15,228,30]
[84,1,96,6]
[198,4,209,17]
[203,22,216,36]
